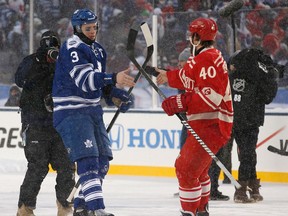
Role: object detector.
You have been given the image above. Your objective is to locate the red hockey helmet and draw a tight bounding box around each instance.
[188,18,218,41]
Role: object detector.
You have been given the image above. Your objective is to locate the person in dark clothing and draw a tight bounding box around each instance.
[15,30,76,216]
[221,139,233,184]
[208,142,231,201]
[229,48,278,203]
[178,47,191,149]
[4,84,21,107]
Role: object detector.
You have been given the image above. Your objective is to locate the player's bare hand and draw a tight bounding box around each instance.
[156,68,168,85]
[116,68,135,87]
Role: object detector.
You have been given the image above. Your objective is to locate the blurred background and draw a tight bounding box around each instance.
[0,0,288,108]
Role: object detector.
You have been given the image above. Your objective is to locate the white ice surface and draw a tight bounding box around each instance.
[1,172,288,216]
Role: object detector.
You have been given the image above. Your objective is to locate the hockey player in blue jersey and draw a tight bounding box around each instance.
[52,8,135,216]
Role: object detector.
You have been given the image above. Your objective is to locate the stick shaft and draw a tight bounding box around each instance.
[106,22,154,133]
[268,145,288,156]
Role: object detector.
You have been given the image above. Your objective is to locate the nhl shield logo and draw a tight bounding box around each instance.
[233,79,245,92]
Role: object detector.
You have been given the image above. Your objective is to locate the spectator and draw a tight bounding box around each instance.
[8,0,24,17]
[262,33,280,60]
[127,55,152,108]
[4,83,21,107]
[0,0,18,48]
[177,47,191,149]
[35,0,61,30]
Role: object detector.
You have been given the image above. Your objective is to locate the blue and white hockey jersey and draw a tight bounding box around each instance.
[52,35,114,126]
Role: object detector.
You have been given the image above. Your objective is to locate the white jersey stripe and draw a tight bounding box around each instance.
[187,111,233,123]
[53,102,101,112]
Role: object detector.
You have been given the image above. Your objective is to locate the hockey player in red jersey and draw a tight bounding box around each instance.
[156,17,233,216]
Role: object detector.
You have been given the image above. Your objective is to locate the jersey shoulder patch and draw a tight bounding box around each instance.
[66,35,82,49]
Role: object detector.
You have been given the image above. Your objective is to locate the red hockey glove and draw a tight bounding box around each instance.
[162,94,187,116]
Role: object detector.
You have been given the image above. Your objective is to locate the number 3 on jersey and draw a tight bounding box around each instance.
[200,66,216,79]
[71,51,79,63]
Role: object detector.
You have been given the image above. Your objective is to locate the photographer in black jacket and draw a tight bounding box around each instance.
[229,48,278,203]
[15,30,75,216]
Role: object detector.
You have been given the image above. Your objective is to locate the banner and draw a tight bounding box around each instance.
[0,108,287,182]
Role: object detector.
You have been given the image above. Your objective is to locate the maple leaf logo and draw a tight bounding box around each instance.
[84,139,93,148]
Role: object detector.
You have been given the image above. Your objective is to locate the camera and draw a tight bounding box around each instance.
[47,48,59,61]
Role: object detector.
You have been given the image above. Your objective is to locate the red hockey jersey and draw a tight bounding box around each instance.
[167,48,233,139]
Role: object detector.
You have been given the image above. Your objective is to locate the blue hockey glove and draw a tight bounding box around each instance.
[112,97,133,113]
[111,87,133,113]
[103,85,133,113]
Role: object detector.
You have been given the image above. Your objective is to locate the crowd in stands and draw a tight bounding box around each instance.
[0,0,288,106]
[0,0,96,84]
[96,0,288,82]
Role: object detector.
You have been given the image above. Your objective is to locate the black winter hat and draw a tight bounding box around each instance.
[40,30,61,48]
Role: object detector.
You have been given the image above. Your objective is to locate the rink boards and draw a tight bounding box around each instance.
[0,107,287,183]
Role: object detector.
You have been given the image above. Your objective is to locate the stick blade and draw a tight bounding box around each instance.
[127,21,148,51]
[127,28,138,52]
[140,22,153,47]
[267,145,288,156]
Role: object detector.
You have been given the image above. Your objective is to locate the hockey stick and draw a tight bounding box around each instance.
[67,23,154,203]
[267,145,288,156]
[106,22,154,133]
[67,180,80,203]
[127,23,241,189]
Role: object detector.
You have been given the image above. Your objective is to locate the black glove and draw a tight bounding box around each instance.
[145,66,160,77]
